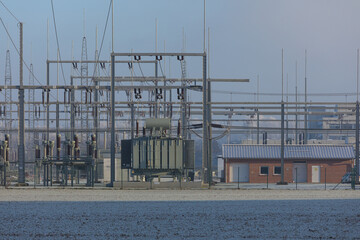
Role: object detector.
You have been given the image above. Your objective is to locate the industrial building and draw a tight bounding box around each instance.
[221,144,354,184]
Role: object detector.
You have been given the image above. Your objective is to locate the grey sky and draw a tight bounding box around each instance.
[1,0,360,102]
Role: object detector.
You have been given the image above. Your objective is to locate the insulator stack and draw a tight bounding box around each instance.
[91,134,96,142]
[46,143,50,157]
[67,143,72,156]
[74,134,79,149]
[5,146,8,162]
[68,90,71,103]
[35,145,41,159]
[136,121,139,137]
[88,144,93,157]
[177,120,181,137]
[64,90,67,104]
[74,134,79,158]
[56,134,61,150]
[4,136,9,160]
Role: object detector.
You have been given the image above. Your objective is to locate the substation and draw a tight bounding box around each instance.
[0,20,253,187]
[1,23,360,189]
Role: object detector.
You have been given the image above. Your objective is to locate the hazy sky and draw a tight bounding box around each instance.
[1,0,360,102]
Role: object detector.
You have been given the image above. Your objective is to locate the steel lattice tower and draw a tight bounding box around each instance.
[81,36,89,143]
[180,58,188,139]
[27,64,35,146]
[4,50,12,131]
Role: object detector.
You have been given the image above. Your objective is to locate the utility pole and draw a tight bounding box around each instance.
[5,50,12,162]
[17,22,26,185]
[278,48,287,185]
[356,49,359,184]
[81,36,89,144]
[295,61,298,144]
[257,74,260,144]
[304,50,308,144]
[207,27,212,188]
[202,54,208,184]
[109,53,115,187]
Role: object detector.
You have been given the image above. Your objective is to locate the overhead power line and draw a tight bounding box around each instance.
[50,0,67,85]
[0,17,57,100]
[213,90,360,97]
[91,0,113,79]
[0,0,20,23]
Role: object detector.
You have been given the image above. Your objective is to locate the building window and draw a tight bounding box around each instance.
[274,166,281,175]
[260,166,269,175]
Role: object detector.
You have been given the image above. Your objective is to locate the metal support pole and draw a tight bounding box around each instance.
[46,164,49,186]
[131,104,135,139]
[71,166,74,187]
[56,104,59,184]
[155,61,158,118]
[94,79,99,183]
[207,27,212,188]
[50,164,53,186]
[237,166,240,190]
[202,54,208,184]
[325,167,327,190]
[279,102,286,184]
[109,53,115,186]
[46,62,50,142]
[304,50,308,144]
[43,163,46,186]
[56,166,59,183]
[4,160,7,187]
[256,109,260,144]
[295,168,298,190]
[56,104,59,136]
[92,164,94,187]
[207,68,212,188]
[295,61,298,145]
[70,77,75,138]
[266,171,268,189]
[356,102,359,184]
[181,82,186,139]
[17,22,26,184]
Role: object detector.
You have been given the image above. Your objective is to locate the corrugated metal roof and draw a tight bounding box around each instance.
[222,145,354,160]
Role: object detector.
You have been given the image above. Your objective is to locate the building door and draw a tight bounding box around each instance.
[229,163,249,182]
[312,165,321,183]
[293,163,307,183]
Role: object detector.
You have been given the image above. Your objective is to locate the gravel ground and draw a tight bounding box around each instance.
[0,200,359,239]
[1,188,360,201]
[0,189,359,239]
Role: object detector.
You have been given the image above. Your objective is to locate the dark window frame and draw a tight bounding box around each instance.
[273,166,282,175]
[260,166,269,175]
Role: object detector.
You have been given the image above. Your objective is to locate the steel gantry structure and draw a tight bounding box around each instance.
[2,48,250,187]
[2,44,360,187]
